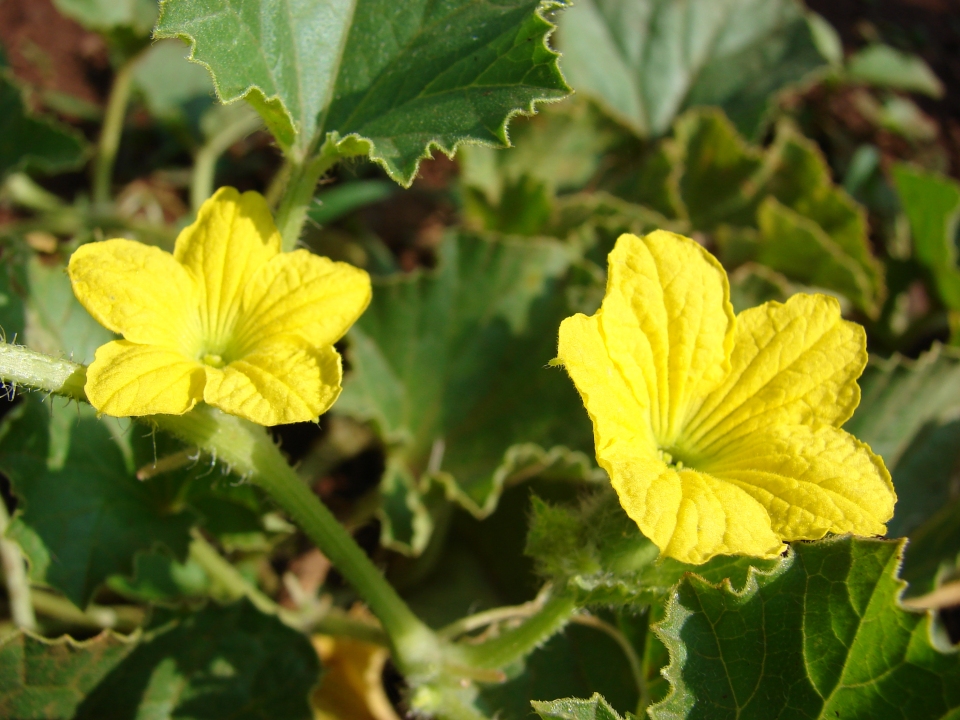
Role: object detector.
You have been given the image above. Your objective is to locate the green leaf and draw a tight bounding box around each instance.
[0,630,137,720]
[846,345,960,593]
[668,109,764,230]
[0,75,87,179]
[459,97,618,204]
[847,343,960,470]
[464,174,555,237]
[762,123,885,315]
[650,536,960,720]
[107,551,211,605]
[899,497,960,596]
[891,163,960,310]
[615,110,884,316]
[846,44,944,98]
[532,693,631,720]
[754,197,876,312]
[526,489,780,607]
[132,39,216,123]
[556,0,826,139]
[52,0,157,33]
[727,263,791,314]
[0,250,28,343]
[23,255,114,365]
[75,600,320,720]
[477,623,639,719]
[0,396,195,606]
[155,0,570,184]
[336,232,596,552]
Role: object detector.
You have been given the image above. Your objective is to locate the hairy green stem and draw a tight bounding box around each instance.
[0,344,434,667]
[0,343,581,695]
[191,112,264,211]
[150,410,439,675]
[438,585,551,640]
[0,343,86,398]
[0,499,36,631]
[274,146,341,252]
[93,58,136,206]
[456,593,577,670]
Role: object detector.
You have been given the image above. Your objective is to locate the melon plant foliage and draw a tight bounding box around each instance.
[0,2,958,719]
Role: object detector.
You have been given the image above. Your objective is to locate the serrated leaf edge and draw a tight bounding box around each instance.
[155,0,572,184]
[647,536,951,720]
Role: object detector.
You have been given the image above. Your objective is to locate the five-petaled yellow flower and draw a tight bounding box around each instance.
[69,187,371,426]
[556,231,896,564]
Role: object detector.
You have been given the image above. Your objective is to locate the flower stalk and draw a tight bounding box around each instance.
[92,57,137,206]
[274,143,343,252]
[0,342,582,711]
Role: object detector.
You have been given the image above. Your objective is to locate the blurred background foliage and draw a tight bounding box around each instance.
[0,0,960,718]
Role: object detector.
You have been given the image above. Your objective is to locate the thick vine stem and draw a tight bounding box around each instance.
[0,343,582,699]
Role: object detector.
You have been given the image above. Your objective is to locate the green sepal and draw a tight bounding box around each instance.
[526,489,780,607]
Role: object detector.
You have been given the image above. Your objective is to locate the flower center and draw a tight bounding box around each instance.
[202,353,225,368]
[659,446,698,472]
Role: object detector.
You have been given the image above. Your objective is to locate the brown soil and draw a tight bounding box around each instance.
[807,0,960,177]
[0,0,108,111]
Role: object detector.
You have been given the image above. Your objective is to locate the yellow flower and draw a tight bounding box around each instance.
[556,231,896,564]
[68,187,371,426]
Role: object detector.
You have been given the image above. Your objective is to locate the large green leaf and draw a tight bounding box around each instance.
[0,76,87,179]
[0,630,136,720]
[526,489,779,607]
[155,0,570,183]
[0,396,195,606]
[556,0,826,139]
[336,232,596,553]
[651,536,960,720]
[891,163,960,311]
[74,600,320,719]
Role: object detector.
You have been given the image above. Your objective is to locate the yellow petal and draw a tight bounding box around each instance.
[68,239,199,348]
[556,312,656,454]
[702,424,895,541]
[604,444,783,565]
[85,340,205,417]
[203,339,342,425]
[681,294,865,457]
[596,231,734,444]
[232,249,372,353]
[173,187,281,351]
